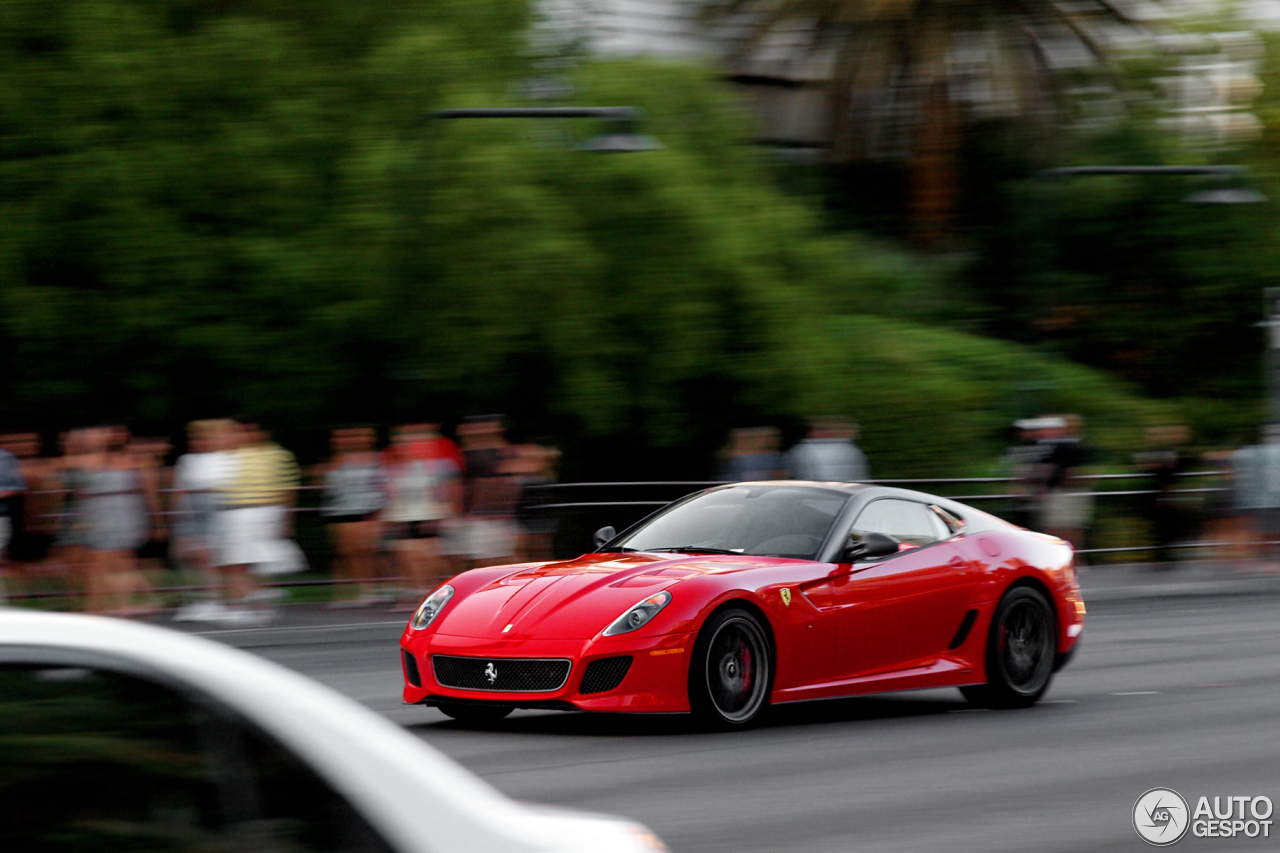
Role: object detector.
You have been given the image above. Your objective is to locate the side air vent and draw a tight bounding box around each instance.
[948,609,979,650]
[403,650,422,687]
[579,656,633,695]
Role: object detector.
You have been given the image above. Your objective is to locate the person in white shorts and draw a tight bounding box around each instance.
[172,420,235,622]
[216,422,300,624]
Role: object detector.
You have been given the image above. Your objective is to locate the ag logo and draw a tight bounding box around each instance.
[1134,788,1190,846]
[484,662,498,685]
[780,588,792,607]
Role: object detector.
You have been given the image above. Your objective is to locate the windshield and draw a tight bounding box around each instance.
[608,485,851,560]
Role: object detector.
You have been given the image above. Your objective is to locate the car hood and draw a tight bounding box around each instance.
[435,552,783,640]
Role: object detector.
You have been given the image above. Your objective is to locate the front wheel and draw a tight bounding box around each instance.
[689,607,772,728]
[435,702,513,724]
[962,586,1057,709]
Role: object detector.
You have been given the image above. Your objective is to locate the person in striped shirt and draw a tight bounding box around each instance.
[216,422,300,624]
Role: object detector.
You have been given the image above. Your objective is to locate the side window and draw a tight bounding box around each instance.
[237,718,397,853]
[0,665,226,850]
[930,505,966,537]
[0,664,394,853]
[850,499,941,547]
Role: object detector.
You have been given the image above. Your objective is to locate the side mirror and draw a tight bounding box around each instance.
[593,526,617,550]
[841,532,900,562]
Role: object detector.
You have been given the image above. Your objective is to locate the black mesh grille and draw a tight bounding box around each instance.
[403,650,422,687]
[432,656,571,693]
[579,656,633,695]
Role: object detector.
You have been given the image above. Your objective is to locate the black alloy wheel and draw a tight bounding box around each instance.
[435,702,514,724]
[962,586,1057,708]
[689,607,772,728]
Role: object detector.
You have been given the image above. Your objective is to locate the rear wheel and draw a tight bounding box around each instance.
[962,586,1057,708]
[689,607,772,728]
[435,702,513,723]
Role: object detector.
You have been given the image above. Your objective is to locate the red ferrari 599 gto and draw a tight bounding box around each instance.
[400,482,1085,727]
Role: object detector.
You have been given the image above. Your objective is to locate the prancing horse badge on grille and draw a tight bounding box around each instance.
[484,662,498,685]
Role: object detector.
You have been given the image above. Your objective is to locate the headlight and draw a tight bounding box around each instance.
[604,590,672,636]
[411,584,454,630]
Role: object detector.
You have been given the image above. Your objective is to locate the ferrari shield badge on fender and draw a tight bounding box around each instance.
[780,588,792,607]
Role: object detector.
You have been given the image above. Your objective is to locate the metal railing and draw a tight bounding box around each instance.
[1,470,1249,602]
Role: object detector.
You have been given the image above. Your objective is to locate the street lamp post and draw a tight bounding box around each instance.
[1037,164,1266,204]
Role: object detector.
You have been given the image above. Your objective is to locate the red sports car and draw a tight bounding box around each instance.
[400,482,1085,727]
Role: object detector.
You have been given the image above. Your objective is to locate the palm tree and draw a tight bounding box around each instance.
[701,0,1140,242]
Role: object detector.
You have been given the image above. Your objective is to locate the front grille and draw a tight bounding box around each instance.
[403,650,422,687]
[579,656,633,694]
[432,655,571,693]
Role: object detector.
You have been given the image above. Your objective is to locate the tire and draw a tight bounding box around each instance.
[689,607,773,728]
[962,586,1057,709]
[435,702,514,723]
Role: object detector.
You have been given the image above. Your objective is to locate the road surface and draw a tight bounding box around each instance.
[194,592,1280,852]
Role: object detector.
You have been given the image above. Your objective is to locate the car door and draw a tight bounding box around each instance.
[806,498,977,681]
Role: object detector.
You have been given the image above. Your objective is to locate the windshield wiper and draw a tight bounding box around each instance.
[647,546,742,555]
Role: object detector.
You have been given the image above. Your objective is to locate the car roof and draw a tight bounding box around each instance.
[705,480,870,495]
[704,481,1013,534]
[0,609,652,853]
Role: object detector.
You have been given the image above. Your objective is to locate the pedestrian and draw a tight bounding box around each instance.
[1134,425,1194,565]
[172,420,235,622]
[1003,418,1054,530]
[217,421,301,624]
[321,427,386,606]
[12,434,60,570]
[719,427,786,482]
[50,429,91,589]
[1202,449,1249,563]
[786,417,869,482]
[513,444,560,562]
[80,426,156,615]
[409,421,465,586]
[1230,423,1280,569]
[455,415,519,568]
[1035,414,1093,552]
[132,435,172,568]
[0,438,27,601]
[382,424,461,605]
[0,433,52,566]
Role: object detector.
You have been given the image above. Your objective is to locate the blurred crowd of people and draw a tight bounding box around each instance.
[11,408,1280,618]
[720,412,1280,568]
[0,415,560,624]
[718,418,869,483]
[1004,414,1280,567]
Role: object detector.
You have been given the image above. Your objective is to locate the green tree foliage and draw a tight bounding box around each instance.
[957,123,1279,440]
[0,0,1177,475]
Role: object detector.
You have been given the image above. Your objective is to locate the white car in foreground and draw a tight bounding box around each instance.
[0,609,666,853]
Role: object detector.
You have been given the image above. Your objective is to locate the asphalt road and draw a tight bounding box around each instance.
[196,592,1280,853]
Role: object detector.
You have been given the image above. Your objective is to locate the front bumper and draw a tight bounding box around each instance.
[400,629,696,713]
